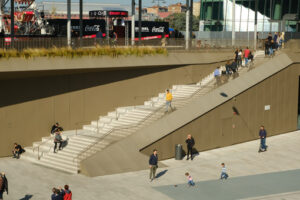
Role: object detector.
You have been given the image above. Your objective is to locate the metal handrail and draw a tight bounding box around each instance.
[73,52,266,164]
[73,76,217,164]
[33,135,54,160]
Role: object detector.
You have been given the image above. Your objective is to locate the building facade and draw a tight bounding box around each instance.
[168,3,187,14]
[193,1,201,17]
[146,5,168,15]
[200,0,300,32]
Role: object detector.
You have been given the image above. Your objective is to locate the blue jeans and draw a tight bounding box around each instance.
[269,48,273,56]
[221,172,228,180]
[166,101,172,112]
[188,180,195,186]
[245,58,249,66]
[260,138,267,150]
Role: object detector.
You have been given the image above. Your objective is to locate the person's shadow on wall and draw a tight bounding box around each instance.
[19,194,33,200]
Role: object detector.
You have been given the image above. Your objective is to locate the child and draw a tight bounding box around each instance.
[185,172,195,186]
[220,163,229,180]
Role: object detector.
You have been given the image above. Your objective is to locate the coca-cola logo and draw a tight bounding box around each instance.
[152,27,165,33]
[85,25,100,32]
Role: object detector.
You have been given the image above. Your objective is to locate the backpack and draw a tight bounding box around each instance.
[64,191,72,200]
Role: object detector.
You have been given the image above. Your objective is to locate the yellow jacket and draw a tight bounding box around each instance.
[166,92,173,101]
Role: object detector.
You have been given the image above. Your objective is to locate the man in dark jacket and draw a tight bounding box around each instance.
[259,126,268,152]
[0,172,8,200]
[51,123,63,134]
[149,149,158,181]
[185,134,195,160]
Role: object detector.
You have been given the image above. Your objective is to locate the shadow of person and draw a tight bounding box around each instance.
[19,194,33,200]
[155,169,168,179]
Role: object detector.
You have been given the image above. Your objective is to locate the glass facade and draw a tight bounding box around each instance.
[200,0,300,32]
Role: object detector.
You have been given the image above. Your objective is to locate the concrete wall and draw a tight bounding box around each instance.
[80,53,297,177]
[0,59,223,157]
[142,63,300,159]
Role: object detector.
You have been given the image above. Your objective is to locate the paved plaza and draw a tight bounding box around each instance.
[1,131,300,200]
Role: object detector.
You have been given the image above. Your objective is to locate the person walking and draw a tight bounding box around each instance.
[165,89,173,113]
[185,134,195,160]
[0,172,8,200]
[214,67,221,86]
[149,149,158,181]
[244,47,250,67]
[237,49,243,68]
[54,131,63,153]
[220,163,229,180]
[258,126,268,152]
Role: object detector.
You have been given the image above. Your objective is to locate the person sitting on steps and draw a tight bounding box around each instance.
[53,130,63,153]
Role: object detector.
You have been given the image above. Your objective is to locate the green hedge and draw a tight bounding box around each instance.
[0,46,168,59]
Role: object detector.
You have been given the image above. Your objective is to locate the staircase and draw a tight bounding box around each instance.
[21,51,266,174]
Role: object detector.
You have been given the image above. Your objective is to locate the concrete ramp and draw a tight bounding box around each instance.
[80,53,294,177]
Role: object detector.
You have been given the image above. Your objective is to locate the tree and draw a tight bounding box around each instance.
[165,13,199,31]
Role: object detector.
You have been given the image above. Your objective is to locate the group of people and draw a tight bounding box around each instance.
[51,185,72,200]
[214,47,254,86]
[265,32,284,57]
[148,126,268,186]
[51,123,67,153]
[94,30,118,46]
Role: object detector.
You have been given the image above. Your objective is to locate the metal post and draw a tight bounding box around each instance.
[138,0,142,44]
[106,15,109,45]
[224,0,228,32]
[67,0,71,47]
[0,0,3,34]
[79,0,83,47]
[239,0,243,32]
[186,0,190,50]
[10,0,14,48]
[190,0,193,40]
[131,0,135,46]
[232,0,235,46]
[246,0,250,47]
[297,0,300,32]
[254,0,258,50]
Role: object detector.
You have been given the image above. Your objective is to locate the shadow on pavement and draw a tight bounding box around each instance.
[19,194,33,200]
[156,169,168,179]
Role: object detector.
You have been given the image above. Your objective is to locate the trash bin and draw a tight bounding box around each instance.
[175,144,182,160]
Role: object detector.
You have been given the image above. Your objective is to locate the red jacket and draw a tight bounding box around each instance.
[63,190,72,200]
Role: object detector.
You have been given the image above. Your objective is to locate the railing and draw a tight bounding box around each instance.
[0,37,276,51]
[73,73,217,164]
[32,135,54,160]
[73,50,268,165]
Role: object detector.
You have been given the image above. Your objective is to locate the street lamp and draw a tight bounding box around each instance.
[10,0,14,48]
[138,0,142,43]
[79,0,83,47]
[254,0,258,50]
[132,0,135,46]
[67,0,71,47]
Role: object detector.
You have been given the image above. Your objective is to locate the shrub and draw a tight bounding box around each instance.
[0,46,168,59]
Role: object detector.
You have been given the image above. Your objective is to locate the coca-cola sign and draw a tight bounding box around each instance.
[85,25,100,32]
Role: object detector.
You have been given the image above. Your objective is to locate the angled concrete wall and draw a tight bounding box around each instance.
[0,52,227,157]
[80,53,298,176]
